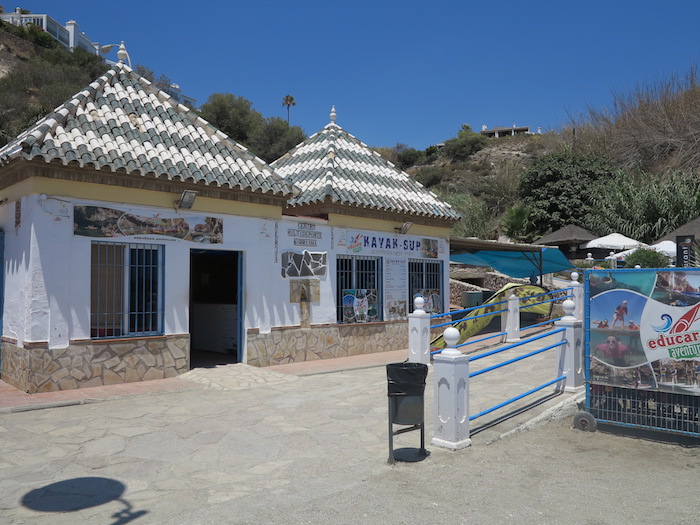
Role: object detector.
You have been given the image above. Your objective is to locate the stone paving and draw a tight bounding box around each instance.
[4,329,698,524]
[179,363,300,390]
[0,332,587,524]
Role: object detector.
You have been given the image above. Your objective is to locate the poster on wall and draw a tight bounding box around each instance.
[342,289,379,323]
[587,268,700,394]
[384,257,408,320]
[74,206,223,243]
[417,289,442,314]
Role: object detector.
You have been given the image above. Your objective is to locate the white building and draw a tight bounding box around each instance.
[0,60,459,393]
[0,7,99,54]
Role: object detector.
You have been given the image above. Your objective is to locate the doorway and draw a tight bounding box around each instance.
[189,249,241,368]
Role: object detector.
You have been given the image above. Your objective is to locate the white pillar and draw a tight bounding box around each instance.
[408,296,431,364]
[432,327,471,450]
[570,272,583,321]
[554,299,584,393]
[502,293,520,342]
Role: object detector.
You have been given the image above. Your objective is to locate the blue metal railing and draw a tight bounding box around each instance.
[429,300,509,320]
[469,328,566,363]
[467,327,568,423]
[469,375,567,421]
[431,308,508,329]
[526,316,563,330]
[430,330,506,355]
[524,294,572,309]
[429,287,571,354]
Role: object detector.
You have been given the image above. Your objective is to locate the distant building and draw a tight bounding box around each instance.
[480,124,531,138]
[164,83,197,108]
[1,7,198,108]
[0,7,99,54]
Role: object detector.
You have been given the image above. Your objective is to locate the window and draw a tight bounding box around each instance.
[409,259,443,314]
[91,242,164,338]
[336,255,382,323]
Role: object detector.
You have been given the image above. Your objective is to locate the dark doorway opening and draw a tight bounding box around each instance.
[189,249,241,368]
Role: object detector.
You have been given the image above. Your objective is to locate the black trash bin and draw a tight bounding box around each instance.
[386,362,428,464]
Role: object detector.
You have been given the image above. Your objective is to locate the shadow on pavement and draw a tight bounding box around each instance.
[21,477,148,524]
[469,391,563,437]
[389,447,431,463]
[596,422,700,448]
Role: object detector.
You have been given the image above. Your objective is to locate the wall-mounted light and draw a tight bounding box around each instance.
[395,222,413,234]
[175,190,198,209]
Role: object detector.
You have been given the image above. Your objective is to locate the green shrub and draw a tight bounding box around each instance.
[624,248,670,268]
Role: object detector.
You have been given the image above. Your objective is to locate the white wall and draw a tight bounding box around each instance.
[2,194,450,352]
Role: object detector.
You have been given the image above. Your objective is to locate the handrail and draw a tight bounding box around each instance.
[469,375,567,421]
[518,288,572,301]
[431,308,507,329]
[457,331,506,349]
[430,331,507,355]
[470,327,566,362]
[430,300,509,319]
[469,340,566,377]
[527,316,563,329]
[525,294,573,309]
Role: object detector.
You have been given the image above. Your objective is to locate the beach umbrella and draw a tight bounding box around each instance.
[582,233,644,250]
[616,240,676,260]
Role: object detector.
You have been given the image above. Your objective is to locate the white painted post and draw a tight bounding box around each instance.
[570,271,583,321]
[408,296,431,364]
[431,327,471,450]
[503,293,520,343]
[554,299,584,393]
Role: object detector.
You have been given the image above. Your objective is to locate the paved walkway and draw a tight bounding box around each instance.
[3,329,697,524]
[0,325,551,413]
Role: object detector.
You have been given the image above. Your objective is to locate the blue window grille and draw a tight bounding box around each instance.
[91,242,164,339]
[336,255,383,322]
[408,258,443,312]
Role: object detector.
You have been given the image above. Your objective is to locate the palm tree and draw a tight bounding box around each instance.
[282,95,296,124]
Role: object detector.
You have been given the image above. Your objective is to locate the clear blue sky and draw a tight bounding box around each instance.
[14,1,700,150]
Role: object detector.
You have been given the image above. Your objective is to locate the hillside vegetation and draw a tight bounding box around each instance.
[383,67,700,245]
[0,17,698,245]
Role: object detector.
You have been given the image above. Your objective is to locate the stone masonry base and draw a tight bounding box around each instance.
[246,321,407,367]
[0,335,189,393]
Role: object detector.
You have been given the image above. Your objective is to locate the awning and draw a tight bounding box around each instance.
[450,237,574,278]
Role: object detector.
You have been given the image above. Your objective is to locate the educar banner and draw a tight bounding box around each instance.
[587,268,700,395]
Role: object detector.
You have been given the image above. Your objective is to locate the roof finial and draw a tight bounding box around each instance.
[117,41,128,64]
[330,105,336,124]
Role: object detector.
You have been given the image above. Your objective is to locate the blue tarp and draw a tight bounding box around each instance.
[450,247,574,278]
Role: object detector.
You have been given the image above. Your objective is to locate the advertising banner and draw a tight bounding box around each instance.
[338,230,439,258]
[587,268,700,395]
[384,257,408,320]
[341,289,379,323]
[676,235,696,268]
[74,205,222,243]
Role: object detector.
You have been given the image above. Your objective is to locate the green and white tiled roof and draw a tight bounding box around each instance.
[272,107,461,222]
[0,63,294,197]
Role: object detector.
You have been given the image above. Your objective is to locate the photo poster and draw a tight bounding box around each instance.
[74,206,223,243]
[416,289,442,315]
[384,257,408,320]
[341,289,379,324]
[586,268,700,395]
